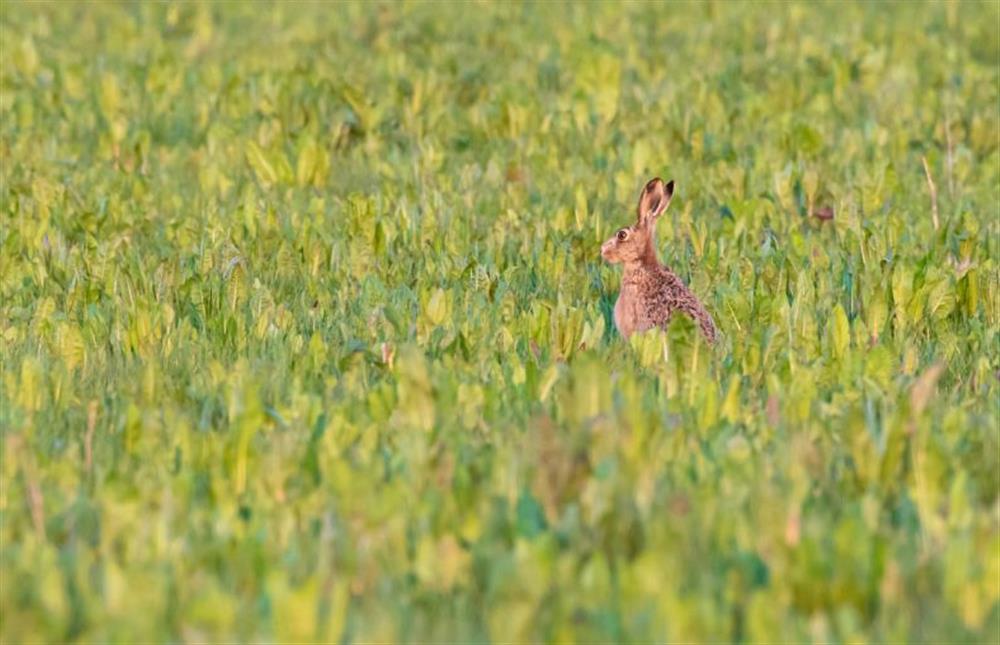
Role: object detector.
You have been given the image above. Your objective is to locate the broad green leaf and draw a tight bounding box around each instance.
[246,141,277,186]
[721,374,741,423]
[296,140,319,187]
[830,303,851,359]
[426,287,448,327]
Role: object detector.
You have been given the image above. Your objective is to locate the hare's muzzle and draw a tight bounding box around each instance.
[600,240,614,261]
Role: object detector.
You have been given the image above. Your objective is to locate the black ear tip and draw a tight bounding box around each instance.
[645,177,663,193]
[665,179,675,195]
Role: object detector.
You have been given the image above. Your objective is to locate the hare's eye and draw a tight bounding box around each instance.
[616,229,628,242]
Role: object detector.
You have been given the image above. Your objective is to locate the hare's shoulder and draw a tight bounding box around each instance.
[642,265,687,297]
[629,265,682,321]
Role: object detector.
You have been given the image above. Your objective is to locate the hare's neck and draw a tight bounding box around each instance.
[622,262,654,286]
[624,238,659,274]
[622,252,660,278]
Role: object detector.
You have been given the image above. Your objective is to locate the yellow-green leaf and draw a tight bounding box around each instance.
[830,303,850,359]
[246,141,277,186]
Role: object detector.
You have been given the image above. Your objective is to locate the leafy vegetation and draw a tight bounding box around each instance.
[2,2,998,642]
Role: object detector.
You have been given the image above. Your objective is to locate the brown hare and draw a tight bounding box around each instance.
[601,177,718,343]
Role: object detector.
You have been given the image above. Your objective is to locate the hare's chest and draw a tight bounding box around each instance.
[614,284,645,339]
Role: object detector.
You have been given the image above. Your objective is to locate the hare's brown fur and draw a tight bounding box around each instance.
[601,177,718,343]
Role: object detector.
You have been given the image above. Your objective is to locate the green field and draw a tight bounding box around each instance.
[2,2,999,642]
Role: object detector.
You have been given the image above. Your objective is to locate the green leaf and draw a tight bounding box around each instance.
[246,141,277,186]
[426,288,448,327]
[296,140,319,187]
[830,303,850,359]
[516,490,547,538]
[721,374,741,423]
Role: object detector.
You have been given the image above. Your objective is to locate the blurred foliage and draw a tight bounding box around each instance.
[1,1,999,642]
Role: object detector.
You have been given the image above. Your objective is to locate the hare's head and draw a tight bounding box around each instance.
[600,177,674,266]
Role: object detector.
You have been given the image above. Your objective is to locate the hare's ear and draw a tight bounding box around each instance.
[637,178,674,226]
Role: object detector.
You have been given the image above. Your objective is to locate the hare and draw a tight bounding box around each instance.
[600,177,718,343]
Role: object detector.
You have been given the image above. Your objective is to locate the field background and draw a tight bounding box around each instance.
[2,2,999,642]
